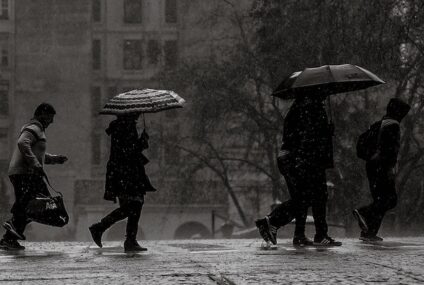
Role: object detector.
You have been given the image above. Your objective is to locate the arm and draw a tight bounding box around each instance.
[45,153,67,164]
[17,131,42,168]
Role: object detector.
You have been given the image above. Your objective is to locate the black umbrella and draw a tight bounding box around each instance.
[272,64,385,100]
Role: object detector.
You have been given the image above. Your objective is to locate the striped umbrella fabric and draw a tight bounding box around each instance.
[100,89,186,115]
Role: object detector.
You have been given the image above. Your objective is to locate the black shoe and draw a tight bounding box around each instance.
[89,223,104,248]
[124,239,147,252]
[353,209,369,233]
[0,238,25,250]
[3,221,25,240]
[293,236,314,247]
[359,234,383,242]
[314,236,342,246]
[255,217,277,245]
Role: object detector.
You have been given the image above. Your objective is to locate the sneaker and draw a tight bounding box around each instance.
[359,234,383,242]
[0,238,25,250]
[89,223,104,248]
[293,236,314,247]
[314,236,342,246]
[255,217,277,245]
[124,240,147,252]
[3,221,25,240]
[353,209,369,233]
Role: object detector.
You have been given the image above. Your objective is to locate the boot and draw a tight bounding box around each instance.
[0,238,25,250]
[124,239,147,252]
[89,223,105,248]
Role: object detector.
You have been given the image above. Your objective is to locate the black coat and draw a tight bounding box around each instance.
[104,119,149,202]
[281,98,333,169]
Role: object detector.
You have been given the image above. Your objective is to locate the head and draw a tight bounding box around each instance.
[386,98,411,122]
[34,103,56,129]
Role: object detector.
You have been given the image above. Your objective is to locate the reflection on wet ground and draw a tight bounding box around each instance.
[0,238,423,284]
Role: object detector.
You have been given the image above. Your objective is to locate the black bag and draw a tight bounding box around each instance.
[25,173,69,227]
[356,120,382,161]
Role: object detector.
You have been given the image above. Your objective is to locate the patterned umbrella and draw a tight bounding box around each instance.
[272,64,385,100]
[100,89,186,115]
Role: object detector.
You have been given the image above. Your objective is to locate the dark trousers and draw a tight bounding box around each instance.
[3,174,49,241]
[269,164,328,238]
[99,198,144,241]
[358,163,397,236]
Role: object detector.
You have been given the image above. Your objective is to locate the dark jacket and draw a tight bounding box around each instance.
[372,98,410,169]
[281,97,333,169]
[104,119,149,202]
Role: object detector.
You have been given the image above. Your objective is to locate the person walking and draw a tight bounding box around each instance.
[256,94,342,246]
[89,113,155,252]
[0,103,68,250]
[353,98,410,242]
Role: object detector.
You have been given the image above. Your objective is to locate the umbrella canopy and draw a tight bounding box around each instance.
[272,64,385,99]
[100,89,185,115]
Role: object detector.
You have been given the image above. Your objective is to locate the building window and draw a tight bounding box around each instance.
[0,34,8,67]
[165,0,177,23]
[92,0,101,22]
[0,0,8,20]
[0,128,7,160]
[147,40,160,65]
[124,0,142,23]
[108,86,118,99]
[123,40,142,70]
[91,87,101,117]
[92,134,101,165]
[164,40,178,67]
[0,81,8,116]
[92,39,101,70]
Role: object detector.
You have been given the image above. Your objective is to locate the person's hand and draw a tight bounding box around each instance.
[33,164,44,175]
[56,155,68,164]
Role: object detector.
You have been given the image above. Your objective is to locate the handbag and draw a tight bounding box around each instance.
[25,172,69,227]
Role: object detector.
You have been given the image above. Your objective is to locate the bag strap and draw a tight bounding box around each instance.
[41,170,63,198]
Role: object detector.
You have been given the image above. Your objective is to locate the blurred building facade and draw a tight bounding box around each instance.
[0,0,243,241]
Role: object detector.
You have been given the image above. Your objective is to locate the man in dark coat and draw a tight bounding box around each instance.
[256,94,342,246]
[89,113,156,252]
[0,103,68,250]
[353,98,410,242]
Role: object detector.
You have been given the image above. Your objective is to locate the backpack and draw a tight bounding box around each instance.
[356,120,382,161]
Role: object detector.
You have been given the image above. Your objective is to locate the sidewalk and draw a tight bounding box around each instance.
[0,238,424,284]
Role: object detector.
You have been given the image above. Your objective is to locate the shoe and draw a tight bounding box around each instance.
[353,209,369,233]
[293,236,314,247]
[0,238,25,250]
[3,221,25,240]
[124,239,147,252]
[314,236,342,246]
[89,223,104,248]
[255,217,277,245]
[359,234,383,242]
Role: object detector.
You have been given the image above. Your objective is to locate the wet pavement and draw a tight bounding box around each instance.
[0,238,424,284]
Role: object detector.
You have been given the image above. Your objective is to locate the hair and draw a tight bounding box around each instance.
[34,103,56,117]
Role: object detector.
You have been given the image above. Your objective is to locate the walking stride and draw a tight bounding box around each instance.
[354,98,411,242]
[0,103,68,250]
[256,94,341,247]
[89,113,156,252]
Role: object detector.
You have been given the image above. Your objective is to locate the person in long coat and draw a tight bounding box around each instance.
[89,113,155,252]
[256,94,342,246]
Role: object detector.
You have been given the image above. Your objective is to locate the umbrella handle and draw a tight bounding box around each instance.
[142,113,147,132]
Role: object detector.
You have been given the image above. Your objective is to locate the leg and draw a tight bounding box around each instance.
[124,199,143,241]
[366,168,397,236]
[310,169,328,239]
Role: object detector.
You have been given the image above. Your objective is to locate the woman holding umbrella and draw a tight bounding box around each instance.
[89,89,185,252]
[89,112,155,252]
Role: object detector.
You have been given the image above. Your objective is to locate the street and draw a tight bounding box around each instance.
[0,238,423,284]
